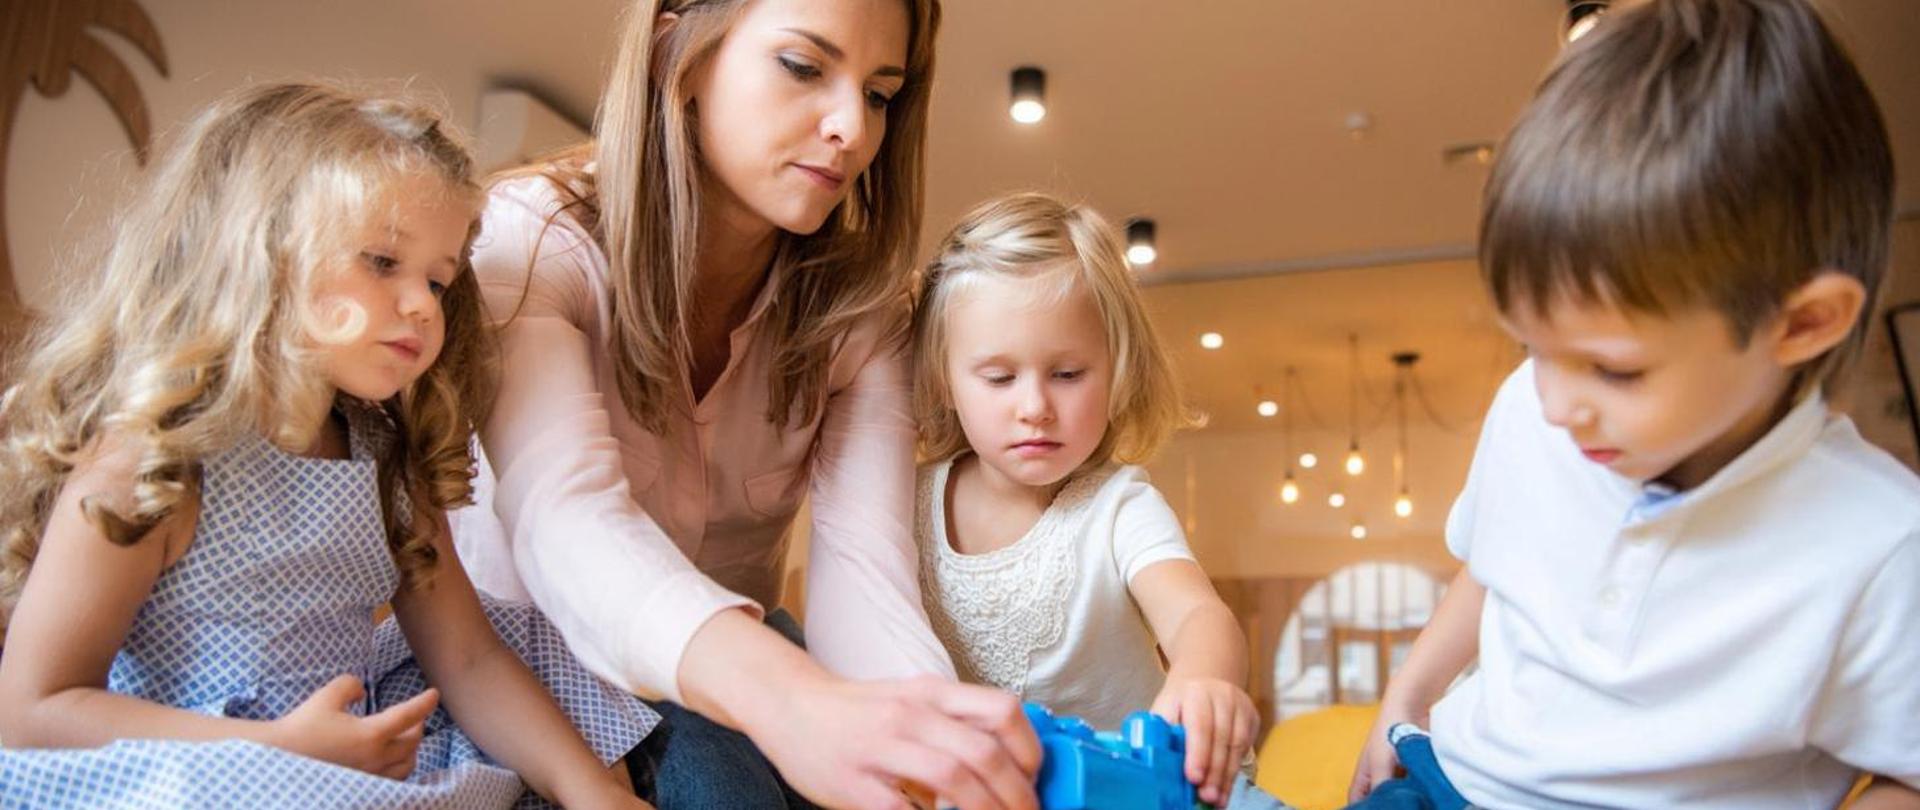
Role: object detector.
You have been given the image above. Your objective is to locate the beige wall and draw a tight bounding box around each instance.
[1850,217,1920,469]
[6,0,614,313]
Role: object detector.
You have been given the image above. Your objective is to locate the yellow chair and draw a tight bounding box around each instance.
[1254,704,1379,810]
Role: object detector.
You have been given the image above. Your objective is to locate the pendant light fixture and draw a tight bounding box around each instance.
[1344,334,1366,476]
[1278,368,1301,505]
[1392,352,1419,519]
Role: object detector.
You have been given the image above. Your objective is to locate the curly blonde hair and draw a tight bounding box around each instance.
[913,192,1193,469]
[0,82,496,625]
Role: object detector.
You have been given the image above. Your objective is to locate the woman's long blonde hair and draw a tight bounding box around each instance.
[913,192,1194,469]
[516,0,941,432]
[0,82,496,622]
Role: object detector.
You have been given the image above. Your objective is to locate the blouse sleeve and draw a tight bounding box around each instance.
[471,180,758,702]
[799,318,958,681]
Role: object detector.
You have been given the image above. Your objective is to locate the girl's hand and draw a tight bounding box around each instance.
[270,674,439,779]
[1347,700,1425,803]
[749,674,1041,810]
[1151,675,1258,805]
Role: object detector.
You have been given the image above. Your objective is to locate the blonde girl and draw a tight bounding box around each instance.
[0,82,654,809]
[914,192,1259,806]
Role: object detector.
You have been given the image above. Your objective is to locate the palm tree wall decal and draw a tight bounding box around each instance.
[1,0,169,317]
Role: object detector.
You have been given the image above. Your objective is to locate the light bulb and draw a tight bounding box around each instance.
[1280,479,1300,504]
[1126,244,1157,265]
[1328,492,1346,508]
[1395,494,1414,518]
[1257,400,1279,418]
[1350,522,1368,540]
[1199,332,1224,350]
[1009,99,1046,124]
[1299,452,1318,469]
[1345,448,1365,476]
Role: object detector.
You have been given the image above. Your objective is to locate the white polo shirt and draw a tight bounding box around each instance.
[1431,361,1920,809]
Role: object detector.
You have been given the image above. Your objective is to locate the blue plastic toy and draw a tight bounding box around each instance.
[1023,702,1201,810]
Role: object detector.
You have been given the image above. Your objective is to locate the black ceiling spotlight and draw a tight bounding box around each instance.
[1009,66,1046,124]
[1125,218,1157,267]
[1566,1,1609,42]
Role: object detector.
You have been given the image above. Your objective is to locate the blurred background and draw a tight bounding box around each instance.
[6,2,1916,805]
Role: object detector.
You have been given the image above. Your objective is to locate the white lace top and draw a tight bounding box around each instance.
[916,459,1196,728]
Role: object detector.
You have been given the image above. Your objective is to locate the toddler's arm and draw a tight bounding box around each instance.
[1131,558,1257,807]
[390,510,650,809]
[1349,567,1485,802]
[0,441,435,777]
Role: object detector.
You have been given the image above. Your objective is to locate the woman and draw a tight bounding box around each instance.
[453,1,1039,807]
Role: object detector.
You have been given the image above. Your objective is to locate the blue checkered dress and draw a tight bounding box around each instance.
[0,423,657,809]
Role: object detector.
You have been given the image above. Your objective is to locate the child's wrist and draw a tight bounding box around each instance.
[1378,690,1431,719]
[255,716,291,752]
[550,771,629,809]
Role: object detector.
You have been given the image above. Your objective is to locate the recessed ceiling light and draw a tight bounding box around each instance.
[1009,66,1046,124]
[1125,218,1157,266]
[1566,1,1608,42]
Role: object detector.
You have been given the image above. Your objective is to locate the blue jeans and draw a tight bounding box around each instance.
[1345,725,1471,810]
[624,610,818,810]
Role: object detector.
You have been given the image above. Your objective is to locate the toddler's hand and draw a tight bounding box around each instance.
[1347,701,1423,803]
[1151,675,1258,805]
[271,674,439,779]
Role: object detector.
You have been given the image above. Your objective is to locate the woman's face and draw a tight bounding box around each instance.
[686,0,910,237]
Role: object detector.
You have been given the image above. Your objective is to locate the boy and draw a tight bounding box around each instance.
[1347,0,1920,807]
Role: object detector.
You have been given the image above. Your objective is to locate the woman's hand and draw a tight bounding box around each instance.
[1151,675,1258,805]
[269,675,439,779]
[748,674,1041,810]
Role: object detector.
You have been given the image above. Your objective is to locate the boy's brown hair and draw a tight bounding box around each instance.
[1481,0,1894,393]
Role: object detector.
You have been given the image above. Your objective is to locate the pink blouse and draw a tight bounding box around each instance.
[451,176,956,702]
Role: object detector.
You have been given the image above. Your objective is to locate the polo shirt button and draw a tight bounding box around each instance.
[1598,586,1623,607]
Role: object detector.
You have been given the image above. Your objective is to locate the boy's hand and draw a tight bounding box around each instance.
[1151,675,1258,805]
[1348,701,1425,803]
[270,674,439,779]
